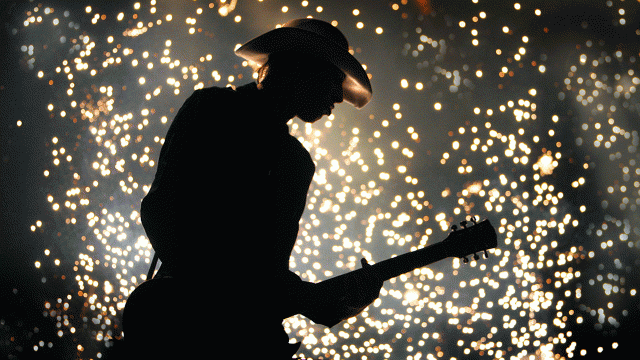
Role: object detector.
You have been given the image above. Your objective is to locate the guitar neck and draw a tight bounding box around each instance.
[328,240,450,284]
[294,240,450,322]
[365,241,449,281]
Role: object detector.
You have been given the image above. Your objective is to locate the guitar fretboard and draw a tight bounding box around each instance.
[328,241,449,283]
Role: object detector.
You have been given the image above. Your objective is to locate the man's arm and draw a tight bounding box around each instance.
[283,259,383,328]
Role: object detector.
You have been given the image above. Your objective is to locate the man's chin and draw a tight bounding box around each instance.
[297,112,324,123]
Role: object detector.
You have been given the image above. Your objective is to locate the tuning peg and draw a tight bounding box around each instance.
[462,256,469,264]
[483,249,489,259]
[469,215,477,225]
[460,220,468,228]
[473,253,480,261]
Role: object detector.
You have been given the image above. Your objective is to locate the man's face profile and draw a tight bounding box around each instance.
[259,53,346,123]
[294,63,346,123]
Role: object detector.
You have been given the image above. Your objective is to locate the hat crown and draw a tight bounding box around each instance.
[282,19,349,51]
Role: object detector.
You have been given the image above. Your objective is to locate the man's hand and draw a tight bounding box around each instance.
[302,258,384,327]
[341,258,382,307]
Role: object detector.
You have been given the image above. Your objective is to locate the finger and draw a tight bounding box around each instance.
[359,258,383,290]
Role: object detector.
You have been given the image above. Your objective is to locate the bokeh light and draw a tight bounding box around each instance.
[3,0,639,359]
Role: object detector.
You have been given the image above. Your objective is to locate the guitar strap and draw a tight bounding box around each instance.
[147,253,159,280]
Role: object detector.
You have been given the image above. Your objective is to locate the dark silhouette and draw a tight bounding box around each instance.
[121,19,382,359]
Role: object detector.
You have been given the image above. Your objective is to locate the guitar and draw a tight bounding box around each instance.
[283,216,497,357]
[123,217,496,358]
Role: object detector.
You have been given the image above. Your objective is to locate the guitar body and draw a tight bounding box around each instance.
[123,276,300,359]
[123,277,194,358]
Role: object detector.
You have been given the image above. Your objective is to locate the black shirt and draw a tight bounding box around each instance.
[141,82,315,318]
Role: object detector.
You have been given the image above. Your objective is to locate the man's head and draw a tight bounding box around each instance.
[256,51,346,123]
[235,19,372,117]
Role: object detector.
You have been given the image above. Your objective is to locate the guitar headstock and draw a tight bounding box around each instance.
[442,216,497,263]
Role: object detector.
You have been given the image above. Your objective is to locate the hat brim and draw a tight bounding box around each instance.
[235,27,372,109]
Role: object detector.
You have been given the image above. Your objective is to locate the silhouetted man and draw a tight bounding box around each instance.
[123,19,382,359]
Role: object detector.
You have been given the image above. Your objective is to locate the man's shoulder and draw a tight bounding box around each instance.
[195,83,257,100]
[192,85,235,102]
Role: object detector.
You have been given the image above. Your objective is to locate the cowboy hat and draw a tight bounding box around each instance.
[235,18,372,108]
